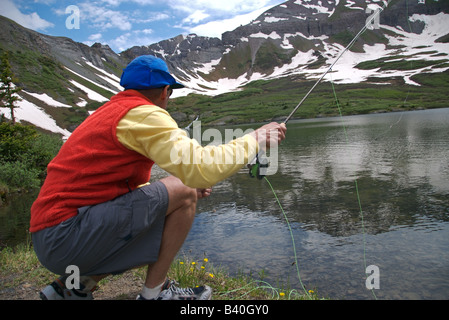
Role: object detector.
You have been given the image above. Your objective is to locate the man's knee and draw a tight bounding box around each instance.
[160,176,197,215]
[176,186,197,210]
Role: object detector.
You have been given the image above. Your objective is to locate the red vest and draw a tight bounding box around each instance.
[30,90,155,233]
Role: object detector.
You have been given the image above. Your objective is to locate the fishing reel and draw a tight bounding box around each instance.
[248,152,269,180]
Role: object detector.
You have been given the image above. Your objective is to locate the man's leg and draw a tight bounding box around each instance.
[51,176,193,295]
[144,175,198,289]
[39,175,205,300]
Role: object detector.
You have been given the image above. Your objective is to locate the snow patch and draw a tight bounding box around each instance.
[1,97,71,139]
[25,91,72,108]
[64,67,118,95]
[249,31,282,40]
[69,80,109,102]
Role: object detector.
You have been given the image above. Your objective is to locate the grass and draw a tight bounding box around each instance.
[168,70,449,128]
[0,243,322,300]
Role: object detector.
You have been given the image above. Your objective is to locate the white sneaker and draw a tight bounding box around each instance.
[40,279,94,300]
[137,279,212,300]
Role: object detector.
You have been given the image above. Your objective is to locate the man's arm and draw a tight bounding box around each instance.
[117,106,262,189]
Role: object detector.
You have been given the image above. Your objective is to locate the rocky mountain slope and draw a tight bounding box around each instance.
[122,0,449,95]
[0,0,448,137]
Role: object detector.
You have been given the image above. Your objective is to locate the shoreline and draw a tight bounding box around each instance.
[0,243,320,300]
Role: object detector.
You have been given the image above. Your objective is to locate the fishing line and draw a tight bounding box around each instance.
[251,1,394,300]
[283,0,391,124]
[329,72,378,300]
[212,176,313,300]
[263,176,311,299]
[373,0,413,142]
[254,1,392,300]
[228,0,415,300]
[213,175,313,300]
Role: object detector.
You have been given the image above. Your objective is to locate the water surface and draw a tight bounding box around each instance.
[178,108,449,300]
[1,108,448,299]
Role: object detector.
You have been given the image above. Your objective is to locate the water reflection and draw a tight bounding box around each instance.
[182,108,449,299]
[272,110,449,235]
[1,108,448,299]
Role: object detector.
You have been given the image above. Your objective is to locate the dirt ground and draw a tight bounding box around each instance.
[0,270,144,300]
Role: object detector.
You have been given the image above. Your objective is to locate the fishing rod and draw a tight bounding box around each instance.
[184,115,199,130]
[283,0,391,124]
[250,0,391,179]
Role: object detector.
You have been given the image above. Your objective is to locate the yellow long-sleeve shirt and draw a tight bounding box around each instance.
[116,105,259,189]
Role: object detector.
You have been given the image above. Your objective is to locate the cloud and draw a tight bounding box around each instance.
[167,0,277,15]
[88,33,103,41]
[106,29,162,52]
[75,1,170,33]
[1,0,54,31]
[169,0,281,38]
[184,5,273,38]
[132,12,170,24]
[182,10,210,24]
[32,0,57,5]
[78,3,132,31]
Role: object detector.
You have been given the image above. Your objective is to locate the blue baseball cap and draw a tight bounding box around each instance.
[120,55,184,90]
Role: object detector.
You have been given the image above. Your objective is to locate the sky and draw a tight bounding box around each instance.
[0,0,286,53]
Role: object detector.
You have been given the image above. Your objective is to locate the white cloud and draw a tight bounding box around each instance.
[107,30,162,52]
[31,0,57,5]
[91,0,275,13]
[183,10,210,24]
[79,3,132,31]
[167,0,282,38]
[187,5,273,38]
[88,33,103,41]
[102,0,157,5]
[133,13,170,24]
[75,1,169,34]
[0,0,54,31]
[167,0,277,15]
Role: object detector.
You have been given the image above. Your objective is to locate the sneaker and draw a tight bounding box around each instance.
[136,279,212,300]
[40,278,95,300]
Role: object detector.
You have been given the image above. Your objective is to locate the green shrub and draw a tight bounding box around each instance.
[0,161,40,190]
[0,123,38,162]
[0,123,62,192]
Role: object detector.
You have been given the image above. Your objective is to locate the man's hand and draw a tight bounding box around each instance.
[197,188,212,199]
[250,122,287,149]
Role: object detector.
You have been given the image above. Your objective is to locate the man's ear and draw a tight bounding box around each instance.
[161,85,170,100]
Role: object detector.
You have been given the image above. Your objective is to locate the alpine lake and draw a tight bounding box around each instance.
[1,108,448,300]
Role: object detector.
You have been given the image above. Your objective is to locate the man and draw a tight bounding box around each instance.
[30,55,286,300]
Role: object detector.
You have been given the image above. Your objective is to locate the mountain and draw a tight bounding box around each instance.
[0,15,127,138]
[122,0,449,95]
[1,0,449,137]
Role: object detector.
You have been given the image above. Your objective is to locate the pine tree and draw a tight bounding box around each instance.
[0,52,22,124]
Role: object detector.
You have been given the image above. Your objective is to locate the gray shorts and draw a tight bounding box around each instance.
[32,182,168,276]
